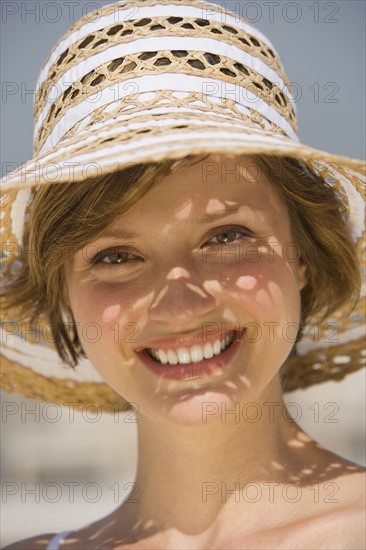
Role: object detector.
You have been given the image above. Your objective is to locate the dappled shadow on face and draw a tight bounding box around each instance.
[114,155,301,412]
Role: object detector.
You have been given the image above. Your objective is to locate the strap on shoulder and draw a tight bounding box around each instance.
[46,530,74,550]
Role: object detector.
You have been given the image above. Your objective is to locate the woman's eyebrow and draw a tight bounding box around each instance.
[95,205,270,240]
[96,229,140,240]
[197,205,268,224]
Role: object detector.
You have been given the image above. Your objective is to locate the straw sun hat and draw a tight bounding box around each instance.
[1,0,365,413]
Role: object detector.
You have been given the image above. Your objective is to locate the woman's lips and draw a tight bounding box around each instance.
[134,327,236,353]
[135,330,243,381]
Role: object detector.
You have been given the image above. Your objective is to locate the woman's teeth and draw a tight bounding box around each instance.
[146,332,235,365]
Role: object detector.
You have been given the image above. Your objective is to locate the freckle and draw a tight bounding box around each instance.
[236,276,257,290]
[102,304,121,323]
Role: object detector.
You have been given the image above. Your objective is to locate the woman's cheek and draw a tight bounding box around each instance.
[70,282,141,352]
[213,252,302,321]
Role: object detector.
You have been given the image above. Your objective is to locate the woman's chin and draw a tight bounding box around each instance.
[148,388,255,428]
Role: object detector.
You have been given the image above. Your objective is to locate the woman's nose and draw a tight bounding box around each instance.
[147,266,216,326]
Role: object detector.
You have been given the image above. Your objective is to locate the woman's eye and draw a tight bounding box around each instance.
[92,249,140,265]
[207,227,252,245]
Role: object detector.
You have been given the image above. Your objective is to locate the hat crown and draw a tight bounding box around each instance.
[33,0,298,157]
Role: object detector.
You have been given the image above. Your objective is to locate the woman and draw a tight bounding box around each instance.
[1,0,365,548]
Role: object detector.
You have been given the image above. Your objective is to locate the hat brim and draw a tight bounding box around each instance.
[2,109,365,189]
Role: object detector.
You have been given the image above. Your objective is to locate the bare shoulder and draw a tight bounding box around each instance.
[318,458,366,548]
[314,447,365,508]
[277,441,366,548]
[2,533,56,549]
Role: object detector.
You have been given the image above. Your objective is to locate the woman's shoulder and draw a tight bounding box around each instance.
[311,467,365,548]
[298,455,366,548]
[3,533,57,549]
[305,446,365,511]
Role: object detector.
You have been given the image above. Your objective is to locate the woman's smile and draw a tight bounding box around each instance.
[143,328,236,364]
[135,328,242,381]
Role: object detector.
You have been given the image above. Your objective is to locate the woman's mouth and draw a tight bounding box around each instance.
[146,331,235,365]
[136,330,242,381]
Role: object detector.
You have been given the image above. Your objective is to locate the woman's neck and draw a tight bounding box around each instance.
[112,377,316,545]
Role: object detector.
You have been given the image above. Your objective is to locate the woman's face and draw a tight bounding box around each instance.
[64,155,306,425]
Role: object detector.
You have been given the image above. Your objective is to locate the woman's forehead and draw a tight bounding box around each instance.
[103,157,287,234]
[139,155,285,212]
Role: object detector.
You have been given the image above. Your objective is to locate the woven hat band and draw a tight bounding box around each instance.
[36,2,279,87]
[32,1,298,156]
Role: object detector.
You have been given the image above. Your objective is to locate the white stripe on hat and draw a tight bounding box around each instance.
[71,100,274,138]
[10,188,32,244]
[35,34,294,142]
[1,336,102,382]
[41,116,256,161]
[331,168,365,241]
[38,73,298,154]
[37,130,298,181]
[36,2,279,92]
